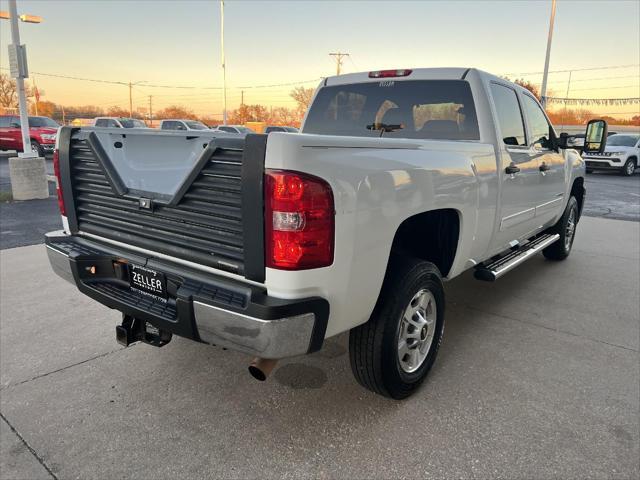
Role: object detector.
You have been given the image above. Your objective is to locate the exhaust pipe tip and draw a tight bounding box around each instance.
[248,358,278,381]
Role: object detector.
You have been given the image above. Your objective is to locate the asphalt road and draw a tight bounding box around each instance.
[582,169,640,221]
[0,216,638,479]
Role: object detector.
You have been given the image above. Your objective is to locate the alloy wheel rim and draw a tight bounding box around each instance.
[565,208,576,250]
[627,162,635,175]
[397,289,437,373]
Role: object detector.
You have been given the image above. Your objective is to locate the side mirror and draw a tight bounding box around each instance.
[583,119,608,154]
[556,132,570,149]
[10,123,20,128]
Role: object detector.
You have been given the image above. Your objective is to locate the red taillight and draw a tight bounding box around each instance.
[368,69,412,78]
[265,170,334,270]
[53,149,66,216]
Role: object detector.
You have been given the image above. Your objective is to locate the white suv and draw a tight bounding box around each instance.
[159,119,209,131]
[583,133,640,176]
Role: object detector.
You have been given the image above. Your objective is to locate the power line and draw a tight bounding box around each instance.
[0,66,321,90]
[501,64,639,77]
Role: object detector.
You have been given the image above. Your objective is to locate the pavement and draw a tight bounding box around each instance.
[0,216,638,479]
[582,170,640,221]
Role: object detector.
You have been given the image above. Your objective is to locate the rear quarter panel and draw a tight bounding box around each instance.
[263,133,497,337]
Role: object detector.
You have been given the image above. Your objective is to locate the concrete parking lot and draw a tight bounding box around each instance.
[1,152,639,479]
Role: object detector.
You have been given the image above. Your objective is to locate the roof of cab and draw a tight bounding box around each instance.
[324,67,473,87]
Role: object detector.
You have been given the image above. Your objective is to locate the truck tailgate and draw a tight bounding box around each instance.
[58,127,266,282]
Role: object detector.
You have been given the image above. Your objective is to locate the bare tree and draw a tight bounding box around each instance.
[290,86,315,114]
[0,74,34,109]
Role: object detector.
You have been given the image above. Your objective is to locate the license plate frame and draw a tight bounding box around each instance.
[129,264,167,299]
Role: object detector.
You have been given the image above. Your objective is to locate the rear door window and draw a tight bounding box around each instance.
[0,116,10,128]
[95,119,108,127]
[303,80,479,141]
[490,83,527,146]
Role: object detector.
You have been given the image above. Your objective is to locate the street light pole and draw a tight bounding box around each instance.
[540,0,557,109]
[220,0,227,125]
[8,0,33,157]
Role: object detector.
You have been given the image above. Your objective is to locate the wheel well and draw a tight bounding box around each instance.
[627,156,637,165]
[390,209,460,277]
[571,177,585,216]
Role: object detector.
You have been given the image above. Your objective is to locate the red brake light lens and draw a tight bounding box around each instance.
[368,69,412,78]
[265,170,334,270]
[53,149,66,216]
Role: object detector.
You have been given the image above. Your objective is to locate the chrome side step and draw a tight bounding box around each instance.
[474,233,560,282]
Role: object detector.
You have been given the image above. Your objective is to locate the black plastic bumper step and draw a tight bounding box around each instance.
[474,233,560,282]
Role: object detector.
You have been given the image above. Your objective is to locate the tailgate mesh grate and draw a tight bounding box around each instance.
[69,137,245,274]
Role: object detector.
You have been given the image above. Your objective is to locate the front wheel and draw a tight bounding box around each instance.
[621,159,636,176]
[349,258,445,399]
[543,196,579,261]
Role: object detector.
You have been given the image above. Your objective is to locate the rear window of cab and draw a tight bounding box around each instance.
[303,80,479,141]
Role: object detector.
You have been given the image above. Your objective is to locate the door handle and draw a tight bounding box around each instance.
[539,162,551,172]
[505,163,521,175]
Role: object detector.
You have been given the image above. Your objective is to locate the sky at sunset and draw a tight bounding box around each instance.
[1,0,639,120]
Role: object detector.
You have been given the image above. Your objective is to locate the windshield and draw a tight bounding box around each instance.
[607,134,639,147]
[28,117,59,128]
[185,121,209,130]
[120,119,146,128]
[283,127,299,132]
[303,80,479,140]
[236,126,255,134]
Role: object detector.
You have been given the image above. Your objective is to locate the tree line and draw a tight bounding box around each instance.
[1,73,638,127]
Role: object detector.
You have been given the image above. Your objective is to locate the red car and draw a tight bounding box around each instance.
[0,115,59,157]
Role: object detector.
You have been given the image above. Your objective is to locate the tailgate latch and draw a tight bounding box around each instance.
[138,197,152,210]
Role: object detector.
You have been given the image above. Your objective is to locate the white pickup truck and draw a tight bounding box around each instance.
[46,68,604,399]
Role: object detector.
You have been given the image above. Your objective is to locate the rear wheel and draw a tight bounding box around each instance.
[30,140,44,157]
[543,196,579,261]
[349,257,445,399]
[621,158,636,176]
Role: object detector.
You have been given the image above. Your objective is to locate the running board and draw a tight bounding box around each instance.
[474,233,560,282]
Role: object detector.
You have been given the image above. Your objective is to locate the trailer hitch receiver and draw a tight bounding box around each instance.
[116,315,172,347]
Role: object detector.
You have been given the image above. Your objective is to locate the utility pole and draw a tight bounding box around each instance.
[61,104,65,124]
[560,70,572,129]
[8,0,32,156]
[148,95,153,127]
[540,0,557,109]
[129,81,133,117]
[32,74,38,115]
[241,90,244,106]
[5,0,48,201]
[329,52,349,75]
[220,0,227,125]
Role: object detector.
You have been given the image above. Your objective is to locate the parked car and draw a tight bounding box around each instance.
[0,115,59,156]
[93,117,147,128]
[213,125,255,135]
[582,133,639,176]
[159,119,209,131]
[263,126,299,134]
[46,68,600,399]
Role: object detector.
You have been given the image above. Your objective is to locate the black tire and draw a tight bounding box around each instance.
[585,168,593,174]
[621,158,636,177]
[543,196,579,261]
[349,257,445,399]
[30,140,44,157]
